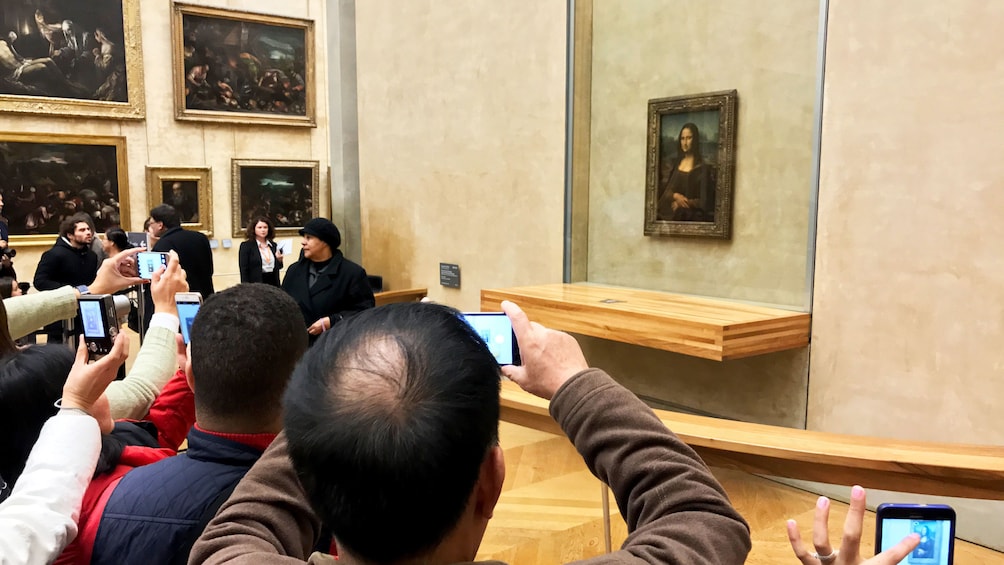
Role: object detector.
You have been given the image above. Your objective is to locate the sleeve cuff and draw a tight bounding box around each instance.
[149,313,180,332]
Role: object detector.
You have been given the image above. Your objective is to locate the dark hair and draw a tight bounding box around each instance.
[59,213,92,239]
[0,345,75,484]
[676,122,704,167]
[284,302,501,562]
[105,227,133,253]
[0,277,14,299]
[244,216,275,241]
[190,284,307,426]
[149,204,180,229]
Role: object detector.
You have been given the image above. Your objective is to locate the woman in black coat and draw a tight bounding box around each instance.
[238,216,283,286]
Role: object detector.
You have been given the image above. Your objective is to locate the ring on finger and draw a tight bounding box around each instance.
[811,550,838,564]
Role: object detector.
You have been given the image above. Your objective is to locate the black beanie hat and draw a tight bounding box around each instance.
[298,218,341,250]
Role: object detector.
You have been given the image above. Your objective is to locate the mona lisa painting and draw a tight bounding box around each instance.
[644,90,737,239]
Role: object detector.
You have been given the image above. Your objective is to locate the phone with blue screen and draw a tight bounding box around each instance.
[137,251,169,280]
[175,292,202,345]
[876,503,955,564]
[461,312,520,366]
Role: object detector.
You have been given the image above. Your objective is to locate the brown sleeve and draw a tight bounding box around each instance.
[549,369,751,565]
[189,433,321,564]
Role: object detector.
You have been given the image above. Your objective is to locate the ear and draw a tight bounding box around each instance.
[475,445,505,520]
[184,343,195,392]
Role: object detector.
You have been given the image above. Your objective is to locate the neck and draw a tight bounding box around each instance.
[196,413,282,435]
[256,237,267,244]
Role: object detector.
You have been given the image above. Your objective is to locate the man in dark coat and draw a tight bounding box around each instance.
[33,213,99,343]
[281,218,374,345]
[142,204,214,333]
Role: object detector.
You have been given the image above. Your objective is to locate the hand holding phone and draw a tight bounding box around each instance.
[461,312,520,366]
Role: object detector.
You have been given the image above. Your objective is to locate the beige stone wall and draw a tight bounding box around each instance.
[6,0,330,292]
[352,0,567,311]
[810,0,1004,548]
[585,0,819,308]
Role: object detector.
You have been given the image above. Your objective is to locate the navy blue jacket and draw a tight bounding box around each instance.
[90,427,266,565]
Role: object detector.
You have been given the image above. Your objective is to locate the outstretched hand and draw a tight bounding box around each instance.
[499,300,588,400]
[88,247,145,295]
[60,333,130,434]
[787,485,920,565]
[150,250,189,316]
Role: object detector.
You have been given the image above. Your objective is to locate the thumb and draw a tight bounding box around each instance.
[501,364,527,385]
[75,334,89,365]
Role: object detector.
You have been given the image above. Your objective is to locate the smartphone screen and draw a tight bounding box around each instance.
[877,504,955,565]
[137,252,169,280]
[176,297,201,345]
[461,312,520,365]
[79,299,106,338]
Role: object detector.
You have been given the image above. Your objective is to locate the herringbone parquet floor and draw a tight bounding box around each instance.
[477,422,1004,564]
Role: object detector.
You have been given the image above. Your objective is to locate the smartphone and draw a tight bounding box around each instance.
[136,251,169,280]
[78,294,120,359]
[175,292,202,345]
[461,312,520,365]
[876,503,955,564]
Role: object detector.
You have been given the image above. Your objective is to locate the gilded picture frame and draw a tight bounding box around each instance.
[0,0,145,120]
[231,159,319,238]
[145,166,213,236]
[0,132,129,246]
[644,90,737,239]
[171,3,316,127]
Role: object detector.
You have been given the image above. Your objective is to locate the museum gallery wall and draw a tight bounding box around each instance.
[0,0,330,289]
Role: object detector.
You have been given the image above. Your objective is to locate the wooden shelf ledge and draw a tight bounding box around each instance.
[499,381,1004,500]
[374,287,427,307]
[481,283,809,361]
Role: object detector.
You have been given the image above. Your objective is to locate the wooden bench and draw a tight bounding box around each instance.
[499,381,1004,500]
[481,283,810,361]
[374,287,428,307]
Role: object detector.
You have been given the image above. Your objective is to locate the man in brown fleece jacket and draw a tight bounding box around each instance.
[189,300,751,565]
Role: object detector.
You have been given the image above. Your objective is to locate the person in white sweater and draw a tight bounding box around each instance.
[0,325,129,565]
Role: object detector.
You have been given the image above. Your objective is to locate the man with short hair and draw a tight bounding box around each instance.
[33,212,98,343]
[148,204,214,297]
[82,284,308,565]
[191,301,752,565]
[144,204,213,332]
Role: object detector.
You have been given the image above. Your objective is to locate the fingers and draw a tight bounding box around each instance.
[501,300,530,340]
[839,486,866,561]
[74,333,89,365]
[786,520,816,565]
[869,534,920,564]
[811,496,835,558]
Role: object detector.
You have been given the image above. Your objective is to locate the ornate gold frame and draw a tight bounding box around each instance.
[231,159,320,238]
[145,166,213,236]
[0,1,145,120]
[0,132,129,247]
[644,90,738,239]
[171,3,316,127]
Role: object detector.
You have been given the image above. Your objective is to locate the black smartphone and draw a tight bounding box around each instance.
[875,503,955,564]
[136,251,169,280]
[79,294,120,360]
[461,312,520,366]
[175,292,202,345]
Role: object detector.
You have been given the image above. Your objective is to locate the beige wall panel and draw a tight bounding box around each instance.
[586,0,819,308]
[578,335,809,427]
[811,0,1004,549]
[354,0,567,310]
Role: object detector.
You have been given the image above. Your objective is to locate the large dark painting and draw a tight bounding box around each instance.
[644,90,737,239]
[0,133,129,245]
[172,3,315,127]
[231,159,319,238]
[0,0,144,118]
[146,166,213,235]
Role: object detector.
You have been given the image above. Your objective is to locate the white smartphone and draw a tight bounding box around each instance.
[175,292,202,344]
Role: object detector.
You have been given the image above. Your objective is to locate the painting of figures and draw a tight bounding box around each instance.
[0,0,144,118]
[173,3,315,126]
[0,133,129,245]
[231,159,319,237]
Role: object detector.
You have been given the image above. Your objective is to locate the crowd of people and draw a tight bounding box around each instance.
[0,205,925,564]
